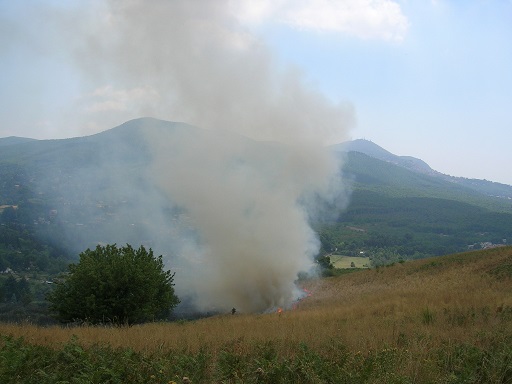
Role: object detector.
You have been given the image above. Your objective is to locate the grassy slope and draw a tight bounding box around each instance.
[1,247,511,382]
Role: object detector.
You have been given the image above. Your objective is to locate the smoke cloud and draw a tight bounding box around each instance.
[42,0,355,313]
[148,125,343,312]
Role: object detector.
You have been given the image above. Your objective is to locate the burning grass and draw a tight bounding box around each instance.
[1,247,512,382]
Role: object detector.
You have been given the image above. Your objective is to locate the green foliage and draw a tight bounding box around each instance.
[0,205,70,274]
[0,272,59,324]
[3,127,512,280]
[1,336,511,383]
[343,151,512,213]
[316,255,333,270]
[488,263,512,280]
[0,275,32,304]
[47,244,179,325]
[421,307,436,325]
[316,188,512,266]
[0,225,63,273]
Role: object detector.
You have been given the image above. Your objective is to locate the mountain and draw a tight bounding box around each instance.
[0,118,511,274]
[0,118,188,274]
[333,139,433,174]
[320,140,512,264]
[339,151,512,214]
[0,137,37,147]
[333,139,512,200]
[0,118,287,268]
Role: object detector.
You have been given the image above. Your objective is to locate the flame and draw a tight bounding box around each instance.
[291,288,313,310]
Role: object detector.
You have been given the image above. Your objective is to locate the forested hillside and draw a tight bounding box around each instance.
[316,150,512,265]
[1,118,511,274]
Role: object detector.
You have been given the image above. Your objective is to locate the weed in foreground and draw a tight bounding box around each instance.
[3,334,511,383]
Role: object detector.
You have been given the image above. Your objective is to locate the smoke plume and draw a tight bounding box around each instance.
[47,0,355,313]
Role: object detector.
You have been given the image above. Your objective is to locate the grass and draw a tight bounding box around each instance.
[1,246,512,383]
[329,255,370,269]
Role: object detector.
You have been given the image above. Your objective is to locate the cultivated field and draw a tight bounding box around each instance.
[329,255,370,268]
[1,246,511,383]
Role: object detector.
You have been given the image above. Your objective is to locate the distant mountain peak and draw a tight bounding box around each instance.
[331,138,512,198]
[331,139,434,175]
[338,139,394,160]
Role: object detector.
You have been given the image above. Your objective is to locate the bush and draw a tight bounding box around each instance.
[47,244,179,325]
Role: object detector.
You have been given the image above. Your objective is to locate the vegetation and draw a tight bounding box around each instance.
[329,255,369,269]
[311,150,512,264]
[0,201,70,274]
[316,188,512,265]
[341,151,512,212]
[0,275,32,305]
[1,246,511,382]
[2,128,512,278]
[1,120,512,328]
[47,244,179,325]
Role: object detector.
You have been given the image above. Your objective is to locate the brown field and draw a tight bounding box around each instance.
[1,246,511,366]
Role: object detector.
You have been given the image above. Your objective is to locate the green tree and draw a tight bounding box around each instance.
[2,275,19,302]
[47,244,179,325]
[317,255,333,270]
[1,274,32,305]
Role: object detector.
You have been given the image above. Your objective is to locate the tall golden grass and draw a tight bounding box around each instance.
[1,246,511,363]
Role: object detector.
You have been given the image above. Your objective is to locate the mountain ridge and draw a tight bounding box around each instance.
[4,122,508,191]
[332,139,434,174]
[0,117,511,271]
[0,136,37,147]
[333,138,512,199]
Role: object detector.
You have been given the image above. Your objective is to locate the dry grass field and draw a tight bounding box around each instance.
[1,246,511,382]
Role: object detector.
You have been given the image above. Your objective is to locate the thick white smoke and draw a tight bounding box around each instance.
[50,0,355,312]
[148,125,342,312]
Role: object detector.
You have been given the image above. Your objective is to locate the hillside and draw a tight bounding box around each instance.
[334,138,512,200]
[334,138,434,174]
[1,117,512,276]
[320,143,512,263]
[0,137,36,147]
[1,246,511,382]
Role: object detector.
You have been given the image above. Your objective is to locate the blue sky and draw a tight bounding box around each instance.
[1,0,511,185]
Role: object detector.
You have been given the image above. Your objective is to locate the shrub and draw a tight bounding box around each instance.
[47,244,179,325]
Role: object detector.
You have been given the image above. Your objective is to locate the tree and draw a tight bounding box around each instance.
[1,274,33,305]
[317,255,333,270]
[47,244,179,325]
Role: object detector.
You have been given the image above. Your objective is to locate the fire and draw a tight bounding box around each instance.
[291,288,313,310]
[272,288,313,314]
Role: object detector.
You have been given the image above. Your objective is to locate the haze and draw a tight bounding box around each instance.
[1,1,511,185]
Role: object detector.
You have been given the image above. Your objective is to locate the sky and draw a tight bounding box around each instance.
[1,0,511,185]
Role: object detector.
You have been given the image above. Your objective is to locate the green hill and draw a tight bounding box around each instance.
[334,139,512,200]
[1,118,511,275]
[316,146,512,264]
